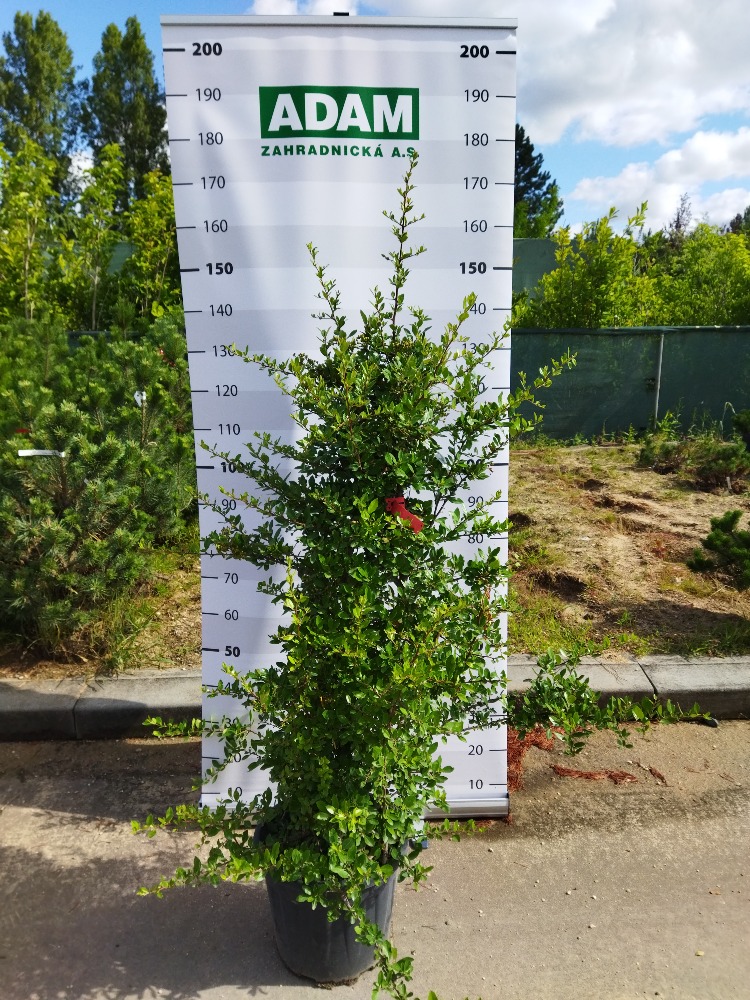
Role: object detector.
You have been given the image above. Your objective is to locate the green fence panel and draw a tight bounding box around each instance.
[511,327,750,439]
[657,328,750,430]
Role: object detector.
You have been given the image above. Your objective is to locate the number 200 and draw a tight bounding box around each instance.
[193,41,222,56]
[460,44,489,58]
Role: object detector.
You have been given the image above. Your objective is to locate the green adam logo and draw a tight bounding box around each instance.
[259,86,419,140]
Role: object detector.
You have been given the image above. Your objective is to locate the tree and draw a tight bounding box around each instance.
[641,193,694,272]
[727,204,750,236]
[512,200,750,330]
[55,144,124,330]
[512,205,663,329]
[120,170,182,321]
[666,193,693,245]
[0,137,59,321]
[514,124,563,238]
[0,11,80,189]
[656,223,750,325]
[82,17,168,211]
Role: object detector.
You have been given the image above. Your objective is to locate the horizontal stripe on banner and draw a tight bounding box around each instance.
[185,309,512,354]
[175,222,514,269]
[181,268,513,318]
[173,180,514,231]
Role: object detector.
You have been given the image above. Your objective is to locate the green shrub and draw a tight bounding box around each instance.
[688,509,750,589]
[732,408,750,449]
[0,404,149,651]
[64,319,196,540]
[685,438,750,487]
[0,315,195,652]
[0,319,70,433]
[639,411,750,488]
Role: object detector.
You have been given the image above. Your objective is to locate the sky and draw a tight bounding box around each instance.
[2,0,749,232]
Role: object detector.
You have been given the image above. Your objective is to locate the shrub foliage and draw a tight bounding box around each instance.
[0,317,194,651]
[689,510,750,589]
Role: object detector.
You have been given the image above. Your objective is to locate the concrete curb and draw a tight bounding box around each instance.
[0,669,201,741]
[1,656,749,740]
[507,654,750,719]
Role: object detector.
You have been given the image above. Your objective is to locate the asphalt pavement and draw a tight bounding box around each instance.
[1,654,749,999]
[1,719,748,1000]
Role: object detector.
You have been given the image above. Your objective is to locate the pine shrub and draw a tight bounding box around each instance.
[0,315,195,652]
[0,404,149,650]
[688,510,750,589]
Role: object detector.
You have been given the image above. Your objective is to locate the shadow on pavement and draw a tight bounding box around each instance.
[1,739,311,998]
[1,844,303,1000]
[0,738,202,822]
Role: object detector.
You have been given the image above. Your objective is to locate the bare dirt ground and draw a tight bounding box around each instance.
[1,444,748,680]
[510,444,750,656]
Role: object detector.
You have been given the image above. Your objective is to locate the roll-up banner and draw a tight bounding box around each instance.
[161,15,517,817]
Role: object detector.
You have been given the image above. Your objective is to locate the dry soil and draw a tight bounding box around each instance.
[1,444,748,679]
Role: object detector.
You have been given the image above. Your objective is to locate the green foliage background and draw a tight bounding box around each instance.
[1,9,749,653]
[513,205,750,329]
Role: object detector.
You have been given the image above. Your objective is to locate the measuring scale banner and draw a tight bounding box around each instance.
[161,15,517,817]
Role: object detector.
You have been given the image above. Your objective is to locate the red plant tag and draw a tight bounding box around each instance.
[385,496,423,533]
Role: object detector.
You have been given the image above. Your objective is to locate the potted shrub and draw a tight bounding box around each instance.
[136,159,693,998]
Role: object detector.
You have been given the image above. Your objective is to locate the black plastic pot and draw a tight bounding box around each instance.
[264,871,396,984]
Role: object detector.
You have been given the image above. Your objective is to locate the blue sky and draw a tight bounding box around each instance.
[3,0,749,231]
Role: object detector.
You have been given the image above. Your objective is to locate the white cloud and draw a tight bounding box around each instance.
[356,0,750,148]
[364,1,517,13]
[657,128,750,186]
[510,0,750,146]
[569,128,750,228]
[697,187,750,226]
[244,1,750,148]
[247,0,301,12]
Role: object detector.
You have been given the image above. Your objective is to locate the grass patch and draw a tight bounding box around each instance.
[73,585,163,674]
[81,523,201,673]
[651,620,750,658]
[656,565,713,597]
[508,581,600,656]
[508,576,749,658]
[0,583,160,675]
[509,441,750,658]
[508,533,560,574]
